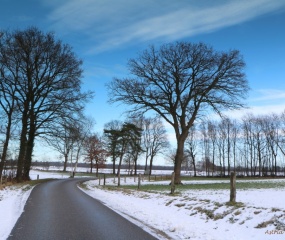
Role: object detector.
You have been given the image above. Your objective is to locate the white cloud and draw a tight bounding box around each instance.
[251,89,285,102]
[45,0,285,53]
[221,88,285,119]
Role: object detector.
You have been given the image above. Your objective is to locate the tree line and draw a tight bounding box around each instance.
[183,112,285,177]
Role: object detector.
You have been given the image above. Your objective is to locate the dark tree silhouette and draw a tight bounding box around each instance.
[0,27,93,181]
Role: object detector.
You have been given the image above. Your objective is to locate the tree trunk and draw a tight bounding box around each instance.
[63,153,68,172]
[23,120,36,180]
[16,108,29,182]
[134,152,138,175]
[174,133,187,184]
[117,152,124,176]
[230,172,236,202]
[0,113,12,180]
[90,160,93,173]
[73,147,81,177]
[149,155,154,176]
[23,135,35,180]
[96,162,99,177]
[144,154,149,172]
[112,155,116,175]
[193,159,197,177]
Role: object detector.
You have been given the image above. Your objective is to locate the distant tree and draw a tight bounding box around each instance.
[141,116,169,175]
[107,42,249,184]
[69,117,94,177]
[207,120,218,176]
[123,122,143,175]
[200,121,211,176]
[45,118,77,172]
[104,120,123,174]
[104,121,142,176]
[84,133,108,176]
[0,27,93,181]
[185,125,198,177]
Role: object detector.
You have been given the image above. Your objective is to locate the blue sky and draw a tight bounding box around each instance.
[1,0,285,160]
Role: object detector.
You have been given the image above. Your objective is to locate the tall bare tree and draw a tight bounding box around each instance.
[108,42,249,183]
[0,27,93,181]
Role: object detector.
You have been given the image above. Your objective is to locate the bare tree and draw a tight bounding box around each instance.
[84,133,108,176]
[207,120,218,176]
[44,118,77,171]
[107,42,249,183]
[200,121,211,176]
[69,117,94,177]
[0,62,18,180]
[0,27,93,181]
[185,125,198,177]
[142,116,169,175]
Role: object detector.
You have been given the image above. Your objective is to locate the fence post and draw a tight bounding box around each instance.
[103,174,106,186]
[37,174,39,180]
[230,172,236,203]
[170,172,175,194]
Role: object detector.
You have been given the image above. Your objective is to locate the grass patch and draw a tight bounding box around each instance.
[225,201,245,208]
[114,179,285,192]
[234,210,242,216]
[272,207,282,212]
[175,203,186,207]
[256,220,274,228]
[79,182,89,190]
[193,206,232,220]
[165,199,177,206]
[0,178,55,192]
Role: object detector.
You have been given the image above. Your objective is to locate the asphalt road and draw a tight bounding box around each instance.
[8,178,158,240]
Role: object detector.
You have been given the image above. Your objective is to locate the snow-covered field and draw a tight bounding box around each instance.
[1,170,285,240]
[81,178,285,240]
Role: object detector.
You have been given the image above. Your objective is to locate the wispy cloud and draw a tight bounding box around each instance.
[219,89,285,119]
[251,89,285,102]
[45,0,285,53]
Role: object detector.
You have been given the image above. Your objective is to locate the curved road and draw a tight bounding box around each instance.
[8,178,158,240]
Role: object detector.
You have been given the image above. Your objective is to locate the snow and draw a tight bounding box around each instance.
[1,170,285,240]
[81,177,285,240]
[0,184,32,239]
[0,170,68,239]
